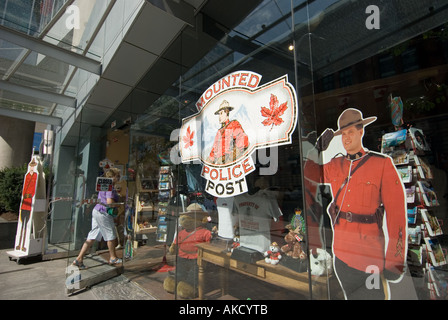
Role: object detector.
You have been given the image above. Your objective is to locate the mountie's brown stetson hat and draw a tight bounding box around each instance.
[334,108,377,136]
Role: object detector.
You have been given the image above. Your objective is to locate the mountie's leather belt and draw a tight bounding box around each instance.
[330,203,384,227]
[338,210,378,224]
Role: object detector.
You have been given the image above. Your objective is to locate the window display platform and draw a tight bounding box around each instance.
[120,243,337,300]
[197,242,334,300]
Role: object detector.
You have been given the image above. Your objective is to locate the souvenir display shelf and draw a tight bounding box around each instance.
[155,166,173,243]
[381,127,447,299]
[134,176,158,236]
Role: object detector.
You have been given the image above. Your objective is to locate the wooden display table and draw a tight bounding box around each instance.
[196,242,330,300]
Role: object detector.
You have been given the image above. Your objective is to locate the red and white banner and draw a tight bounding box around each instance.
[179,71,298,197]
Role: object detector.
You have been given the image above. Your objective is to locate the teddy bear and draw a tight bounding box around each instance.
[229,225,240,252]
[230,235,240,252]
[264,242,282,265]
[281,224,306,259]
[163,203,211,299]
[309,248,333,276]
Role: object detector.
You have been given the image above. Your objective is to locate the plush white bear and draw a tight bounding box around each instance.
[230,236,240,252]
[264,242,282,265]
[309,248,333,276]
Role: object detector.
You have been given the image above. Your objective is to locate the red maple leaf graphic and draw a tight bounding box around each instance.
[182,126,195,149]
[260,94,288,129]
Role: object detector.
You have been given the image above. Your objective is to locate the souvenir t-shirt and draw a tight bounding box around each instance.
[217,197,237,239]
[234,190,282,253]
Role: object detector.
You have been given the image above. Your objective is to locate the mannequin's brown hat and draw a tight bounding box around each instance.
[334,108,377,136]
[214,100,234,115]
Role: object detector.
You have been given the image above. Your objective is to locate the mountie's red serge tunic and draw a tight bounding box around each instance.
[209,120,249,164]
[306,149,407,274]
[21,172,37,211]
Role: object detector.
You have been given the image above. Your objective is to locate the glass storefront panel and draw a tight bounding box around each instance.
[9,51,75,95]
[121,0,315,300]
[298,0,448,300]
[64,108,133,293]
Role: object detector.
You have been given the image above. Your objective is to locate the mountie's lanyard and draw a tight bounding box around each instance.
[332,152,372,226]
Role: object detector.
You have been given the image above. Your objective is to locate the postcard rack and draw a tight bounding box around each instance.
[155,166,173,243]
[381,127,447,299]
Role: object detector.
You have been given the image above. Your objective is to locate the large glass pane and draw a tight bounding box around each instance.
[9,50,74,94]
[59,0,448,301]
[299,0,448,300]
[119,0,313,301]
[170,0,309,301]
[64,111,129,294]
[0,88,54,115]
[43,0,111,57]
[0,0,67,36]
[0,40,26,78]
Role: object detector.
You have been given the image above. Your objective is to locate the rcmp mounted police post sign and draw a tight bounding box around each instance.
[179,71,298,197]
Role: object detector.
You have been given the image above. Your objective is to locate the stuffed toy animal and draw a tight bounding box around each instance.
[281,224,306,259]
[309,248,333,276]
[264,242,282,265]
[228,225,240,252]
[163,203,211,299]
[230,235,240,252]
[211,225,218,239]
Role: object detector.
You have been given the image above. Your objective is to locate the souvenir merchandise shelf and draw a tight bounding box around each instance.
[134,176,158,237]
[382,128,447,299]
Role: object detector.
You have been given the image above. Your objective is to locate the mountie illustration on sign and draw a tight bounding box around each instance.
[207,100,250,165]
[179,71,298,198]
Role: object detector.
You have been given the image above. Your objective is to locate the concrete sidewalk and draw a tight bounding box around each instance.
[0,249,156,300]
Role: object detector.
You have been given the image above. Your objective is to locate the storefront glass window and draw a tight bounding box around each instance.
[121,0,317,300]
[63,0,448,300]
[117,0,448,300]
[298,0,448,300]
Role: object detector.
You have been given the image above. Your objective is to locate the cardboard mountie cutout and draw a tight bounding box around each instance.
[13,156,46,256]
[180,71,298,198]
[305,108,408,300]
